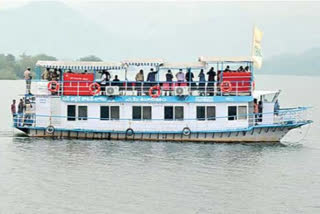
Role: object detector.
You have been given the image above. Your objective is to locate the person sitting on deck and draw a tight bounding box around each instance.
[244,66,250,72]
[176,69,185,84]
[113,75,120,82]
[41,68,50,80]
[237,66,244,72]
[135,70,144,96]
[207,67,216,96]
[224,65,231,72]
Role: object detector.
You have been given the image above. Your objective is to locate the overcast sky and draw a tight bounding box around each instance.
[0,0,319,61]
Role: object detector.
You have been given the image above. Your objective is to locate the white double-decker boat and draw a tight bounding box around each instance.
[12,56,312,142]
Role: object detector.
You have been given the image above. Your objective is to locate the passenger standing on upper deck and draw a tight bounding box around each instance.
[135,70,144,82]
[99,70,109,94]
[186,68,196,92]
[24,67,32,94]
[147,68,157,82]
[207,67,216,96]
[103,70,111,82]
[198,69,206,96]
[166,70,173,82]
[135,70,144,96]
[165,70,174,96]
[176,69,185,85]
[185,69,194,82]
[41,68,50,80]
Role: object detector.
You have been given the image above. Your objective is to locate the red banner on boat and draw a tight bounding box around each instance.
[63,73,94,96]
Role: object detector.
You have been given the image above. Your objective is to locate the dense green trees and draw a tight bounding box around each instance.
[78,55,103,62]
[0,53,103,79]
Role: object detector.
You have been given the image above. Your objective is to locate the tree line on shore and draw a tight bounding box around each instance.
[0,53,102,80]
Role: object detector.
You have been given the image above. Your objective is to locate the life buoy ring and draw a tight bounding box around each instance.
[182,127,191,136]
[89,82,101,95]
[125,128,134,137]
[148,85,161,98]
[46,125,55,134]
[221,81,232,92]
[47,81,60,92]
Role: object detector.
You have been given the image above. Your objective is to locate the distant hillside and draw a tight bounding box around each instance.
[0,2,120,60]
[260,48,320,75]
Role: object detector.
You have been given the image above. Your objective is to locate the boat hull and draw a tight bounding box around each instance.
[16,125,302,143]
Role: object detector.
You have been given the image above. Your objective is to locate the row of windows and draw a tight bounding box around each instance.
[67,105,247,121]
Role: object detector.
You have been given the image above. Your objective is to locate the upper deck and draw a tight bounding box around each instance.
[32,57,255,99]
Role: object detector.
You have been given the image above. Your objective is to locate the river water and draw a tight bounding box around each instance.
[0,75,319,213]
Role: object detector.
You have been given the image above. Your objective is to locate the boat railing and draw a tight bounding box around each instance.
[13,107,311,130]
[30,80,253,97]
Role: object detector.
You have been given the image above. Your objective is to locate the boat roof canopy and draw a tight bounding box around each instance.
[198,56,254,63]
[161,62,206,69]
[122,58,165,66]
[36,61,124,70]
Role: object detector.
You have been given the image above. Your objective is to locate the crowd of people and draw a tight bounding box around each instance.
[11,98,34,127]
[23,64,251,96]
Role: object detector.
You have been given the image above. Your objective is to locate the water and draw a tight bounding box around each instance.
[0,75,319,213]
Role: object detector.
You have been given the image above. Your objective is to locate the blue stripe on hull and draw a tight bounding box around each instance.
[61,95,253,103]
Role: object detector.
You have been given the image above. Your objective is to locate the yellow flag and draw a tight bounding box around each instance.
[252,27,263,69]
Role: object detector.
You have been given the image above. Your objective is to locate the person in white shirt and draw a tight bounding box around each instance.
[176,69,185,84]
[24,67,32,94]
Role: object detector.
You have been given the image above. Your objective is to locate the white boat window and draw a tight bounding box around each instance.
[78,106,88,120]
[196,106,206,121]
[164,106,174,120]
[228,106,237,121]
[238,106,247,120]
[197,106,216,120]
[133,106,152,120]
[111,106,120,120]
[132,106,142,120]
[207,106,216,121]
[165,106,184,120]
[67,105,76,121]
[143,106,152,120]
[100,106,120,120]
[100,106,110,120]
[175,106,184,120]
